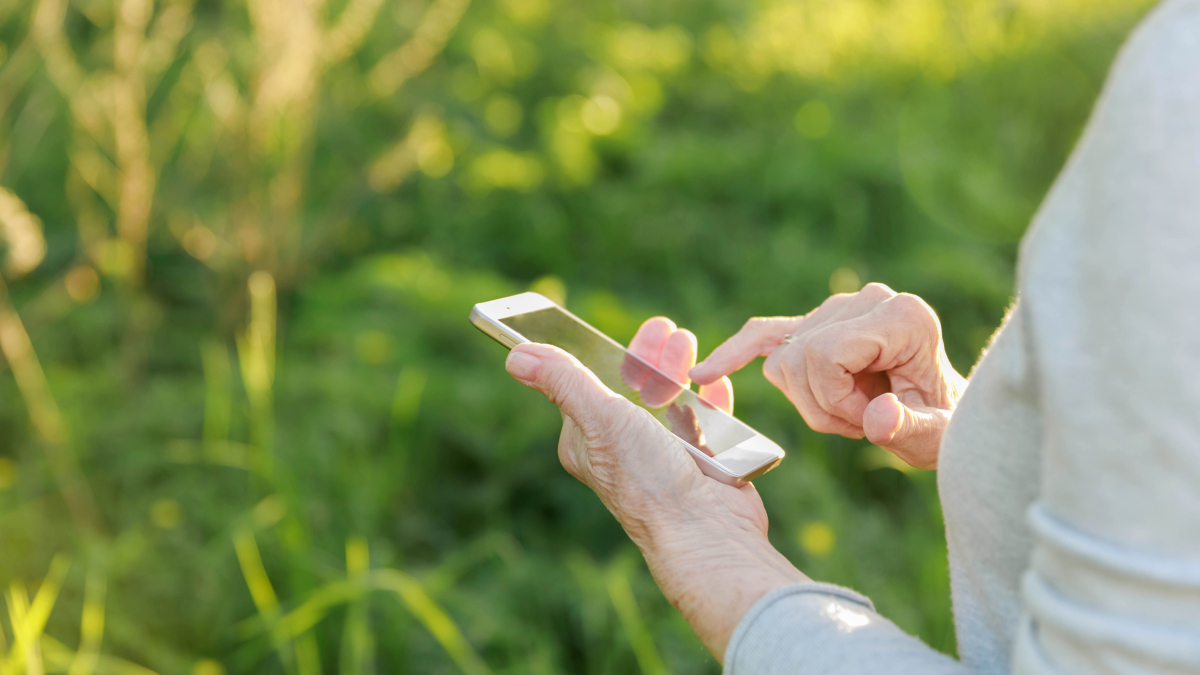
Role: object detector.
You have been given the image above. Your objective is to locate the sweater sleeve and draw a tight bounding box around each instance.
[724,583,968,675]
[1012,0,1200,673]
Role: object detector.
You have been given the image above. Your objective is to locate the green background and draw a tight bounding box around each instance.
[0,0,1154,672]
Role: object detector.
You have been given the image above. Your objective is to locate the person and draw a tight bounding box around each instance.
[502,0,1200,671]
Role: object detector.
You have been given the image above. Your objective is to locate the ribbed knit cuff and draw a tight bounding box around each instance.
[723,582,964,675]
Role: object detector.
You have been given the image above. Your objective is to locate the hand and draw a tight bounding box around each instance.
[504,336,766,545]
[504,317,805,658]
[690,283,966,469]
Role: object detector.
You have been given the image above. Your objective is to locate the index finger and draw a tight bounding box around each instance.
[689,316,803,384]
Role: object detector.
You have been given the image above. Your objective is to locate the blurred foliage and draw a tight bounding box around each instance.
[0,0,1154,671]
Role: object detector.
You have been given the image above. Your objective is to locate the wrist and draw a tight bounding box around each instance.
[638,498,760,557]
[632,505,808,661]
[642,511,803,588]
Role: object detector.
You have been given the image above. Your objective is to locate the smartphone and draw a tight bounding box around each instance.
[470,292,785,485]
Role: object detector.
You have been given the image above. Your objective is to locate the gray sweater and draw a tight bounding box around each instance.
[724,1,1200,673]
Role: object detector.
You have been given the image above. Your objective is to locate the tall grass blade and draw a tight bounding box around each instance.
[368,0,471,96]
[232,528,279,616]
[604,565,667,675]
[371,570,490,675]
[0,278,100,531]
[4,552,68,672]
[26,556,70,639]
[565,553,610,675]
[340,538,373,675]
[231,527,294,675]
[293,636,320,675]
[390,367,426,426]
[251,564,490,675]
[41,635,159,675]
[2,556,68,675]
[201,340,232,451]
[66,566,105,675]
[237,272,276,484]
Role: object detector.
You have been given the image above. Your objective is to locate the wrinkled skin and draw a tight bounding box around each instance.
[504,284,965,659]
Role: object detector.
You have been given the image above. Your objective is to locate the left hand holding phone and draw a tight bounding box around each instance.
[504,319,807,661]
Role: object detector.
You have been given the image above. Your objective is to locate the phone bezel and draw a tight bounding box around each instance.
[470,292,785,485]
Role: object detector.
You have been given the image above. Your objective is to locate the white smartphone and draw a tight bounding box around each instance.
[470,292,785,485]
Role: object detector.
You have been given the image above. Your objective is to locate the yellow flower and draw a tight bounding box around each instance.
[800,522,836,557]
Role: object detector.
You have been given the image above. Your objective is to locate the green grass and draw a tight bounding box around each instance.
[0,0,1154,671]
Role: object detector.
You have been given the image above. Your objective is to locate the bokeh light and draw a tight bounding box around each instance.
[829,267,862,295]
[192,659,226,675]
[151,499,183,529]
[0,458,15,490]
[800,522,836,557]
[64,266,100,303]
[484,93,524,137]
[581,95,622,136]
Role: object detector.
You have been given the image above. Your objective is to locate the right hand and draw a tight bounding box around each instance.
[688,283,967,469]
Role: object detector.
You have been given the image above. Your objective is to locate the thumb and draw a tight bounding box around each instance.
[862,393,950,470]
[506,343,627,435]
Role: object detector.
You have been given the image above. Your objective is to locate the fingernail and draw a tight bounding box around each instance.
[506,351,541,383]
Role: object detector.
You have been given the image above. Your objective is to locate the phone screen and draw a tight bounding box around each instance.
[501,307,755,457]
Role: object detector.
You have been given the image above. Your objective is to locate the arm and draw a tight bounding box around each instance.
[504,287,969,663]
[505,344,968,670]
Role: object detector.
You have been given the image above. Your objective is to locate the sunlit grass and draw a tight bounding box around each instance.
[2,557,152,675]
[0,0,1153,669]
[233,533,492,675]
[705,0,1157,86]
[232,523,321,675]
[237,272,276,483]
[0,277,99,532]
[604,566,667,675]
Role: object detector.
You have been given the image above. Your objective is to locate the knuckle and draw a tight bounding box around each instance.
[892,293,940,332]
[543,365,595,413]
[541,367,576,407]
[804,327,837,362]
[816,293,849,312]
[585,394,636,443]
[890,292,925,312]
[779,341,806,367]
[859,282,896,301]
[762,358,783,386]
[777,345,807,380]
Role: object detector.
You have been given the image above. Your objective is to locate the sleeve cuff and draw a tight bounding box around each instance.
[723,582,965,675]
